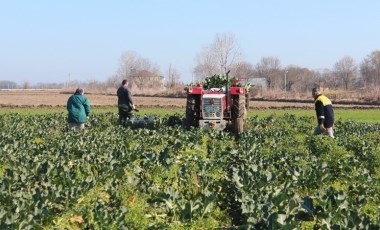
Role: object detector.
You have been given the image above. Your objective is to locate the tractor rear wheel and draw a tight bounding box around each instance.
[232,94,247,135]
[245,93,250,111]
[235,118,244,135]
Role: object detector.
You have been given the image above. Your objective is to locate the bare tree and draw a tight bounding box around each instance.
[193,33,242,80]
[360,50,380,88]
[255,57,282,89]
[35,82,64,89]
[0,80,17,89]
[116,50,160,88]
[166,64,180,88]
[131,70,164,89]
[87,80,107,90]
[284,66,316,92]
[333,56,357,90]
[231,61,255,81]
[214,33,242,74]
[23,81,30,89]
[106,74,121,88]
[193,45,215,80]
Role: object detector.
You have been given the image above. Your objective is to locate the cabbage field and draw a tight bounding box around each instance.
[0,112,379,229]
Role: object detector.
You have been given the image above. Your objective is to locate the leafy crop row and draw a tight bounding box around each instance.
[0,113,379,229]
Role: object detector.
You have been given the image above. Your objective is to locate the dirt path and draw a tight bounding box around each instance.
[0,90,186,107]
[0,89,379,109]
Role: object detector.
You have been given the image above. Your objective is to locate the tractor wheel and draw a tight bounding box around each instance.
[245,93,250,111]
[232,94,247,135]
[235,118,244,135]
[184,94,200,128]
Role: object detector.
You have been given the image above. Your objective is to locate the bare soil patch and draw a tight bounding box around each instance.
[0,90,186,107]
[0,89,379,109]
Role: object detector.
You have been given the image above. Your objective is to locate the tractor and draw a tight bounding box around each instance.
[183,71,250,136]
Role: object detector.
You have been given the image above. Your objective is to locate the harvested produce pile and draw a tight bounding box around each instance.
[187,74,252,92]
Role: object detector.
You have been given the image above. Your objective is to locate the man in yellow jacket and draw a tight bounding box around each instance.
[312,88,334,138]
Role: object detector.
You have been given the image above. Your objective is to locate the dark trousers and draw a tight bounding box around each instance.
[118,105,133,126]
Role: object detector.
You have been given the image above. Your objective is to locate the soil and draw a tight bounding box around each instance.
[0,90,186,107]
[0,89,379,109]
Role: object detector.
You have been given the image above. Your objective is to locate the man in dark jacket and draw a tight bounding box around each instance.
[117,80,136,126]
[312,88,334,138]
[67,88,91,130]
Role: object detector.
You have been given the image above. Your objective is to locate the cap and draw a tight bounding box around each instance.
[312,88,320,94]
[75,88,84,95]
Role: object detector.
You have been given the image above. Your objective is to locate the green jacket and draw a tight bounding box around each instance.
[67,94,91,123]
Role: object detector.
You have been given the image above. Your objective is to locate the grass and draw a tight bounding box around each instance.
[1,106,379,123]
[251,108,380,123]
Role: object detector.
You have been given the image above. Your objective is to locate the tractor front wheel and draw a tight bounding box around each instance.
[184,94,200,129]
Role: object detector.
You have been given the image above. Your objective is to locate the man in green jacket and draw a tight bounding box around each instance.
[67,88,91,130]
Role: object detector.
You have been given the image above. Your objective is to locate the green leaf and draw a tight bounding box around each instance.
[277,213,287,225]
[266,171,273,181]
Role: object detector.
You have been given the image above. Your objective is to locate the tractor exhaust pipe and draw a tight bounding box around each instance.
[226,70,231,111]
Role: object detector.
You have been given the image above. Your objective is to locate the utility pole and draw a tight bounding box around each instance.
[284,70,288,92]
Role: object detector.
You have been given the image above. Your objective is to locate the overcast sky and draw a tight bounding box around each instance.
[0,0,379,85]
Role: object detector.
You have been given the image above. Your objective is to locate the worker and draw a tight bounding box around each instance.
[312,88,334,138]
[67,88,91,130]
[117,80,136,126]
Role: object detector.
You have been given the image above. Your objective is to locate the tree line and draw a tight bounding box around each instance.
[111,33,380,93]
[192,33,380,93]
[2,32,379,93]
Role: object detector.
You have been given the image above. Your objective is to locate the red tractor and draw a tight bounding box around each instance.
[184,71,250,135]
